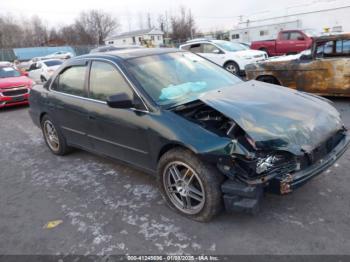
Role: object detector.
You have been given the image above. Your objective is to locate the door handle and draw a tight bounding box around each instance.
[88,115,96,120]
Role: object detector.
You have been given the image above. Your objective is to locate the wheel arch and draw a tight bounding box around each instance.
[256,74,282,85]
[223,60,240,70]
[39,112,48,123]
[157,142,196,162]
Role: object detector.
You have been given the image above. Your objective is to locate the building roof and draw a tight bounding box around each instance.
[105,28,164,41]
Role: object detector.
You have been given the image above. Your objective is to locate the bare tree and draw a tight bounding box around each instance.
[0,15,23,48]
[170,7,196,41]
[75,10,120,45]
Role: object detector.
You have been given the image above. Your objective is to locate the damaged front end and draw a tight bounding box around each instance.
[171,82,350,213]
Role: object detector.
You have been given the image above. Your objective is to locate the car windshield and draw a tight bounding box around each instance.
[0,67,21,78]
[43,60,63,67]
[126,52,242,107]
[214,41,249,52]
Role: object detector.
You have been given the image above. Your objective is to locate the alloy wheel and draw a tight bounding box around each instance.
[163,161,205,214]
[43,120,60,151]
[225,64,237,74]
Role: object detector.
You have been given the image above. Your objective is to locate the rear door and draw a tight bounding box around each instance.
[48,60,92,149]
[292,40,348,95]
[86,60,152,169]
[332,39,350,95]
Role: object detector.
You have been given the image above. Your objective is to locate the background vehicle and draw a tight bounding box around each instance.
[45,51,73,59]
[0,65,33,108]
[246,33,350,96]
[90,45,142,53]
[180,40,267,75]
[28,59,63,83]
[29,49,349,221]
[250,30,314,56]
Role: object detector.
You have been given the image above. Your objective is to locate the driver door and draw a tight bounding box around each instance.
[86,60,153,170]
[198,43,226,66]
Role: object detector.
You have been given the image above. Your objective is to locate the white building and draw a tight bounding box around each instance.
[105,28,164,47]
[230,0,350,43]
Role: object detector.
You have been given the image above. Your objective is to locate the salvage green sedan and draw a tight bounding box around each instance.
[29,48,350,222]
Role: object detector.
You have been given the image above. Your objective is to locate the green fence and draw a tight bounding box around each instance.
[0,49,16,62]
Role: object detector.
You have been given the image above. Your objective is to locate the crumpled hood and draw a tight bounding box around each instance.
[200,80,344,154]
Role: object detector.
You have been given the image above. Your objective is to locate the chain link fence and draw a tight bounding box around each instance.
[0,45,97,62]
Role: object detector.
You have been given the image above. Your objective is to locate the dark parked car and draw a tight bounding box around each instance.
[29,48,349,222]
[89,45,142,54]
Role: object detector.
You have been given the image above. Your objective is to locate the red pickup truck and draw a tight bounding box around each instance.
[251,30,314,56]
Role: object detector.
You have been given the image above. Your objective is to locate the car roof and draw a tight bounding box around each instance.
[314,33,350,42]
[39,59,63,63]
[181,39,231,46]
[78,48,181,60]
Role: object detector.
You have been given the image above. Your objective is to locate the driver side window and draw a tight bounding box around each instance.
[202,44,221,54]
[89,61,133,101]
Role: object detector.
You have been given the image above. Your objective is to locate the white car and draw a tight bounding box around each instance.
[180,40,267,75]
[45,51,73,60]
[28,59,63,83]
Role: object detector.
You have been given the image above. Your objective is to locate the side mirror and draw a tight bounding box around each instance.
[107,93,134,109]
[213,49,221,54]
[297,36,305,41]
[21,71,29,76]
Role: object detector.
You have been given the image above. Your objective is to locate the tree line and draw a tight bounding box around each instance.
[0,7,198,48]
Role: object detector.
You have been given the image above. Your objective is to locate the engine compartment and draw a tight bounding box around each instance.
[172,100,246,140]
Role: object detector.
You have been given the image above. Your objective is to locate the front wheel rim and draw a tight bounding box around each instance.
[163,161,205,215]
[43,120,59,151]
[226,64,237,73]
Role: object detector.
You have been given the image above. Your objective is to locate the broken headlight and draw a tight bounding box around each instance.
[255,153,296,175]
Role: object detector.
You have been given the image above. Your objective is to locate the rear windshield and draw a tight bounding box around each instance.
[0,67,21,78]
[43,60,63,67]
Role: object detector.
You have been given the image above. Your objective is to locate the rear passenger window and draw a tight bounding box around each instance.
[280,32,289,40]
[189,44,201,53]
[336,40,350,54]
[89,61,133,101]
[52,65,87,97]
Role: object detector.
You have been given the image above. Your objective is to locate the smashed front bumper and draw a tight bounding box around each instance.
[268,133,350,195]
[221,132,350,214]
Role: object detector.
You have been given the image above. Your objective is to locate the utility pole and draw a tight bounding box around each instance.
[0,32,4,61]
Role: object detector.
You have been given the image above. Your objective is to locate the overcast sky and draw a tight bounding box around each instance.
[0,0,314,32]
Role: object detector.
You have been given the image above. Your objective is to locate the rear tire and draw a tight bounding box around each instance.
[41,115,71,156]
[158,148,224,222]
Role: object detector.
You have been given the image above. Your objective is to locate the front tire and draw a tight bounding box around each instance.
[41,115,71,155]
[158,148,224,222]
[224,61,240,75]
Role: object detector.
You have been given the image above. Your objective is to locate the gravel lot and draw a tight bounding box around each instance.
[0,99,350,256]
